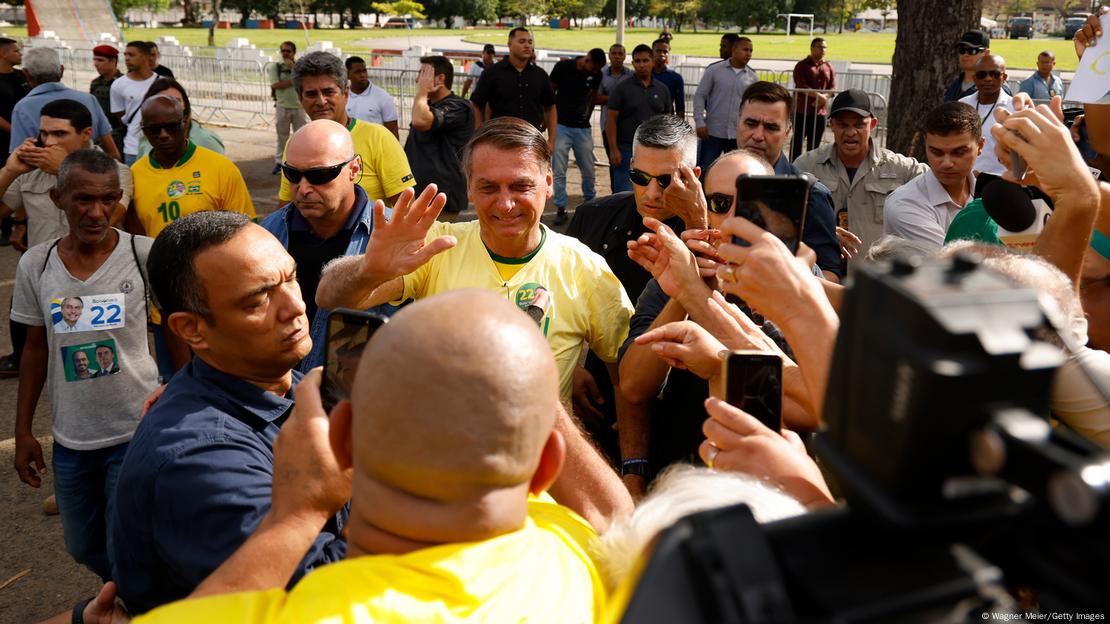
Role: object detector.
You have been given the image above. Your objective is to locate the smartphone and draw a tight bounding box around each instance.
[730,174,813,253]
[722,350,783,432]
[321,308,388,412]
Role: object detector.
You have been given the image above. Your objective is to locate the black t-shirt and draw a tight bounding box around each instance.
[0,70,31,154]
[404,93,474,214]
[153,65,175,78]
[549,58,600,128]
[470,59,555,130]
[607,77,673,151]
[289,227,354,323]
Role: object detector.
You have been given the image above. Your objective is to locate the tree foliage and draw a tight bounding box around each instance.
[372,0,427,16]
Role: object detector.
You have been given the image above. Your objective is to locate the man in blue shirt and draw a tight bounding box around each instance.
[261,119,393,371]
[9,47,119,160]
[1018,51,1064,101]
[651,39,685,118]
[736,81,843,281]
[111,211,346,614]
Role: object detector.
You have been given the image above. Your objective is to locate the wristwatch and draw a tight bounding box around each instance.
[620,458,652,480]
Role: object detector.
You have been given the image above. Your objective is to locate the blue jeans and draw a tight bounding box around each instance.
[697,135,737,172]
[611,147,634,193]
[53,441,129,582]
[552,125,596,210]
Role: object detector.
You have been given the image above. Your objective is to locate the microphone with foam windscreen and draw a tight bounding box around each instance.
[981,179,1052,250]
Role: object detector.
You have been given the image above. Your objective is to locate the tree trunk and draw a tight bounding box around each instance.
[207,0,221,46]
[887,0,983,156]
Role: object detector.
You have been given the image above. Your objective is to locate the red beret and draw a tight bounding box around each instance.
[92,45,118,58]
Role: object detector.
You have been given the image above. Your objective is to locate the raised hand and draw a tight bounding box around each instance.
[362,184,456,284]
[626,217,710,301]
[634,320,726,382]
[663,163,708,228]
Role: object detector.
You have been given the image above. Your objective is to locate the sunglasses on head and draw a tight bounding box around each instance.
[958,46,985,55]
[705,192,733,215]
[975,69,1002,80]
[281,157,354,185]
[629,169,672,188]
[140,120,184,135]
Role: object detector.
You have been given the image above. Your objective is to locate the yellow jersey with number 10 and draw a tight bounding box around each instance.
[131,142,256,238]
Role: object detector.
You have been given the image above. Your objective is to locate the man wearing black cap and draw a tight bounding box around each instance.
[90,45,125,154]
[794,89,926,261]
[944,30,1011,102]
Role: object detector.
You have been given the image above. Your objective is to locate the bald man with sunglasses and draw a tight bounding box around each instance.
[260,119,394,371]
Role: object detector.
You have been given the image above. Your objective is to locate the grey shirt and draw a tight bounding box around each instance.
[793,141,927,259]
[599,64,631,132]
[692,60,759,139]
[12,231,159,450]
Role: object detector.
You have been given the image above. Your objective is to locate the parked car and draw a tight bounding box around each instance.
[1065,15,1090,40]
[1008,16,1034,39]
[383,17,418,28]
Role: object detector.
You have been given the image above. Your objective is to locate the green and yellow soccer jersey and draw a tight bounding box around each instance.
[131,142,255,238]
[278,118,415,204]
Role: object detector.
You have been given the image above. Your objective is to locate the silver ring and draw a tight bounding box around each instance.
[705,443,720,469]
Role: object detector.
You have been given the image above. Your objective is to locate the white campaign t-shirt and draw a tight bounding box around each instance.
[345,81,398,126]
[110,73,158,156]
[959,90,1013,176]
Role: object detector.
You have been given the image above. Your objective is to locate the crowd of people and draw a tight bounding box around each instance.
[0,18,1107,622]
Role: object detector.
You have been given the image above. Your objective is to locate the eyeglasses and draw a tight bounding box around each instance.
[705,192,734,214]
[958,46,985,55]
[974,70,1003,80]
[629,169,672,188]
[281,158,354,185]
[140,120,184,135]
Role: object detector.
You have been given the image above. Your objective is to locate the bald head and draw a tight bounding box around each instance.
[351,289,560,504]
[973,54,1007,100]
[703,150,773,228]
[141,94,184,120]
[285,119,355,169]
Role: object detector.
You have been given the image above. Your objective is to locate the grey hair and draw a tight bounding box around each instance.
[632,114,697,168]
[293,51,348,95]
[594,464,806,589]
[56,149,119,192]
[865,234,940,262]
[22,47,62,84]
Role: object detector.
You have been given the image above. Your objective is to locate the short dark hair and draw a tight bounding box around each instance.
[508,27,530,41]
[96,343,115,355]
[651,39,669,49]
[462,117,550,179]
[420,55,455,90]
[609,42,625,52]
[345,55,366,71]
[281,41,296,52]
[738,36,752,45]
[741,81,794,118]
[811,37,826,47]
[921,101,981,142]
[587,48,605,68]
[56,149,119,192]
[148,211,253,321]
[40,98,92,133]
[482,43,495,54]
[631,44,653,58]
[0,37,16,49]
[125,41,155,55]
[293,51,347,94]
[722,33,741,44]
[142,77,192,117]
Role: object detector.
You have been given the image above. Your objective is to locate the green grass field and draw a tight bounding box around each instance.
[64,27,1080,71]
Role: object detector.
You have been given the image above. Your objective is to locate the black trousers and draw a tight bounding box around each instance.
[792,113,827,159]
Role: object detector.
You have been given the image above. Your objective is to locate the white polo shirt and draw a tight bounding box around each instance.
[882,169,975,248]
[958,90,1013,176]
[345,81,398,126]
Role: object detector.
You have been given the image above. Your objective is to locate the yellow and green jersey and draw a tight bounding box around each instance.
[278,118,415,204]
[131,142,255,238]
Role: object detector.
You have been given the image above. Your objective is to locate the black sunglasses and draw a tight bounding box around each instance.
[140,120,184,135]
[975,70,1002,80]
[281,158,354,185]
[706,192,733,214]
[958,46,985,55]
[629,169,672,188]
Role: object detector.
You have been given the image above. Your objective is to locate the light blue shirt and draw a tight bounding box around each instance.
[1018,72,1064,101]
[10,82,113,152]
[692,60,759,139]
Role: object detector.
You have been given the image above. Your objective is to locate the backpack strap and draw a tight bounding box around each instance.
[128,232,151,321]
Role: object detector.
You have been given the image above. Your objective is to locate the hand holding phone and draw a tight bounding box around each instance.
[730,173,813,253]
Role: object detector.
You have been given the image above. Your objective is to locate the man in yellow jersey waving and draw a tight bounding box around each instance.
[316,117,633,405]
[128,96,253,237]
[278,52,415,209]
